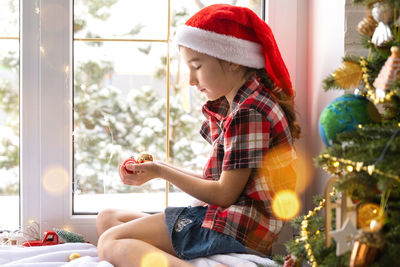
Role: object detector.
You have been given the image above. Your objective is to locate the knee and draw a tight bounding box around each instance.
[97,208,117,223]
[97,231,114,261]
[96,209,117,236]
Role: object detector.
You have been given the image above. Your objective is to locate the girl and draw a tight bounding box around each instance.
[97,4,300,267]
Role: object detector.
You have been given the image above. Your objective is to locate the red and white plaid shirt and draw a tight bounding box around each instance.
[199,74,296,255]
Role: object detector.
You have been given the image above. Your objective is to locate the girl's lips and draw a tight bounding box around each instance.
[198,88,206,92]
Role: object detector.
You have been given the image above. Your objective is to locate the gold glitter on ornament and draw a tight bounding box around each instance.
[68,253,81,262]
[357,203,385,231]
[137,153,154,164]
[334,61,363,89]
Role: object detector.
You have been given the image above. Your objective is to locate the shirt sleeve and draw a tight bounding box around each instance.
[222,108,270,170]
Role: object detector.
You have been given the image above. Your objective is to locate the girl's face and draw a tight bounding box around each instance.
[180,47,239,102]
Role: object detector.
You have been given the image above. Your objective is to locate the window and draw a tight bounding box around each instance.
[14,0,271,244]
[0,0,19,231]
[72,0,264,214]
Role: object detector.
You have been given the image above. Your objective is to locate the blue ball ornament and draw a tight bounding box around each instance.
[318,94,381,146]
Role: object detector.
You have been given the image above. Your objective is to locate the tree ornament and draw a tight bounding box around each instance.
[325,177,357,248]
[122,153,153,173]
[334,61,363,89]
[68,252,81,262]
[318,94,381,146]
[136,152,154,163]
[123,157,138,174]
[349,231,384,267]
[357,203,385,232]
[357,8,377,37]
[330,218,359,256]
[373,46,400,99]
[371,1,394,46]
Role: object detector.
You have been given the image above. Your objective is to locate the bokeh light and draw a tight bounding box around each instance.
[262,144,314,194]
[141,252,168,267]
[42,165,69,195]
[272,190,301,220]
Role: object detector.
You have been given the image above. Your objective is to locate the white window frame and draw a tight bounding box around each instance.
[20,0,304,244]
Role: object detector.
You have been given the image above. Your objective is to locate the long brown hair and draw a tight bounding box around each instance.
[247,68,301,140]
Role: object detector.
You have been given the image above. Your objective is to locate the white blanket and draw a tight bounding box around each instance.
[0,243,279,267]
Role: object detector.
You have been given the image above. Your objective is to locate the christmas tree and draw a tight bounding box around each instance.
[281,1,400,266]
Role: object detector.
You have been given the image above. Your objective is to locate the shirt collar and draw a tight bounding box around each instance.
[202,74,262,121]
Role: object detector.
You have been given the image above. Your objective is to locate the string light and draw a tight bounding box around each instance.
[332,161,340,168]
[295,189,338,267]
[359,57,399,103]
[320,154,400,183]
[346,165,354,172]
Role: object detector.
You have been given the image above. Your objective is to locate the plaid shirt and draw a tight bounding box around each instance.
[199,74,296,255]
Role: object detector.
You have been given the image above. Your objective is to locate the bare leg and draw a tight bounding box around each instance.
[97,212,196,267]
[96,208,149,236]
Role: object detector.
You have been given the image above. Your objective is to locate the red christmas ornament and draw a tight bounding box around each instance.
[123,158,138,174]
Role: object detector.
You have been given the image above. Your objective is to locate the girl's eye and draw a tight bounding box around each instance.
[192,65,201,70]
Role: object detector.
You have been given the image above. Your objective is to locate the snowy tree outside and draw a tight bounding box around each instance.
[0,0,262,230]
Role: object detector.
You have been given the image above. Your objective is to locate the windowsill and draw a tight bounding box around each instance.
[0,192,195,231]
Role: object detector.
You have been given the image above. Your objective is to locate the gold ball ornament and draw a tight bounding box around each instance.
[137,153,154,164]
[357,203,385,232]
[68,252,81,262]
[334,61,363,89]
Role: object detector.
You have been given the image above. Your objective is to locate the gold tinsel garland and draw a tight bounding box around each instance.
[359,57,398,103]
[295,189,337,267]
[319,154,400,183]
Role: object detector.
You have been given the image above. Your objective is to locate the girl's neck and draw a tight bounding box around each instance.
[225,71,252,111]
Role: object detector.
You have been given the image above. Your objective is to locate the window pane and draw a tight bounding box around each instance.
[0,0,19,37]
[168,0,263,205]
[74,0,168,40]
[0,0,19,231]
[73,41,167,213]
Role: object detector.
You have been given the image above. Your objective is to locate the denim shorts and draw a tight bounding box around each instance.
[164,205,247,260]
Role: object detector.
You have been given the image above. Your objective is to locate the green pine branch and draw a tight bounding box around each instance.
[53,228,86,243]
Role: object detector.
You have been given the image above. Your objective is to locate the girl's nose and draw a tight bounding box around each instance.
[189,72,198,86]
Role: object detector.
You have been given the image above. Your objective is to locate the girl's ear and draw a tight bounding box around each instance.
[229,63,240,72]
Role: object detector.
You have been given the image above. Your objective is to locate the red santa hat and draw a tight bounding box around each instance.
[175,4,293,96]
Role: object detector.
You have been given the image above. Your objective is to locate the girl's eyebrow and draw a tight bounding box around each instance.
[188,58,200,63]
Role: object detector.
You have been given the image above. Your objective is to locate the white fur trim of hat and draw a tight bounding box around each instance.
[175,25,265,69]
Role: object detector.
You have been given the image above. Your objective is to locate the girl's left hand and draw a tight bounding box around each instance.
[118,161,161,186]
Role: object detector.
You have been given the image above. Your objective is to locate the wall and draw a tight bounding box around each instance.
[267,0,346,254]
[345,0,368,57]
[304,0,346,208]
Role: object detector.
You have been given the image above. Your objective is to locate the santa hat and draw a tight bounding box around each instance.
[175,4,293,96]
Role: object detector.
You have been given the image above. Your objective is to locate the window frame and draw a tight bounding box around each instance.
[19,0,298,244]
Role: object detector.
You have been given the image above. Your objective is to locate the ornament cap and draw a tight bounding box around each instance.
[391,46,400,57]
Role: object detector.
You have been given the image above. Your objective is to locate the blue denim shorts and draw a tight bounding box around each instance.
[164,205,247,260]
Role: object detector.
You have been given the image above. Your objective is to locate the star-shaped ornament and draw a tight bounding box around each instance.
[330,218,358,256]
